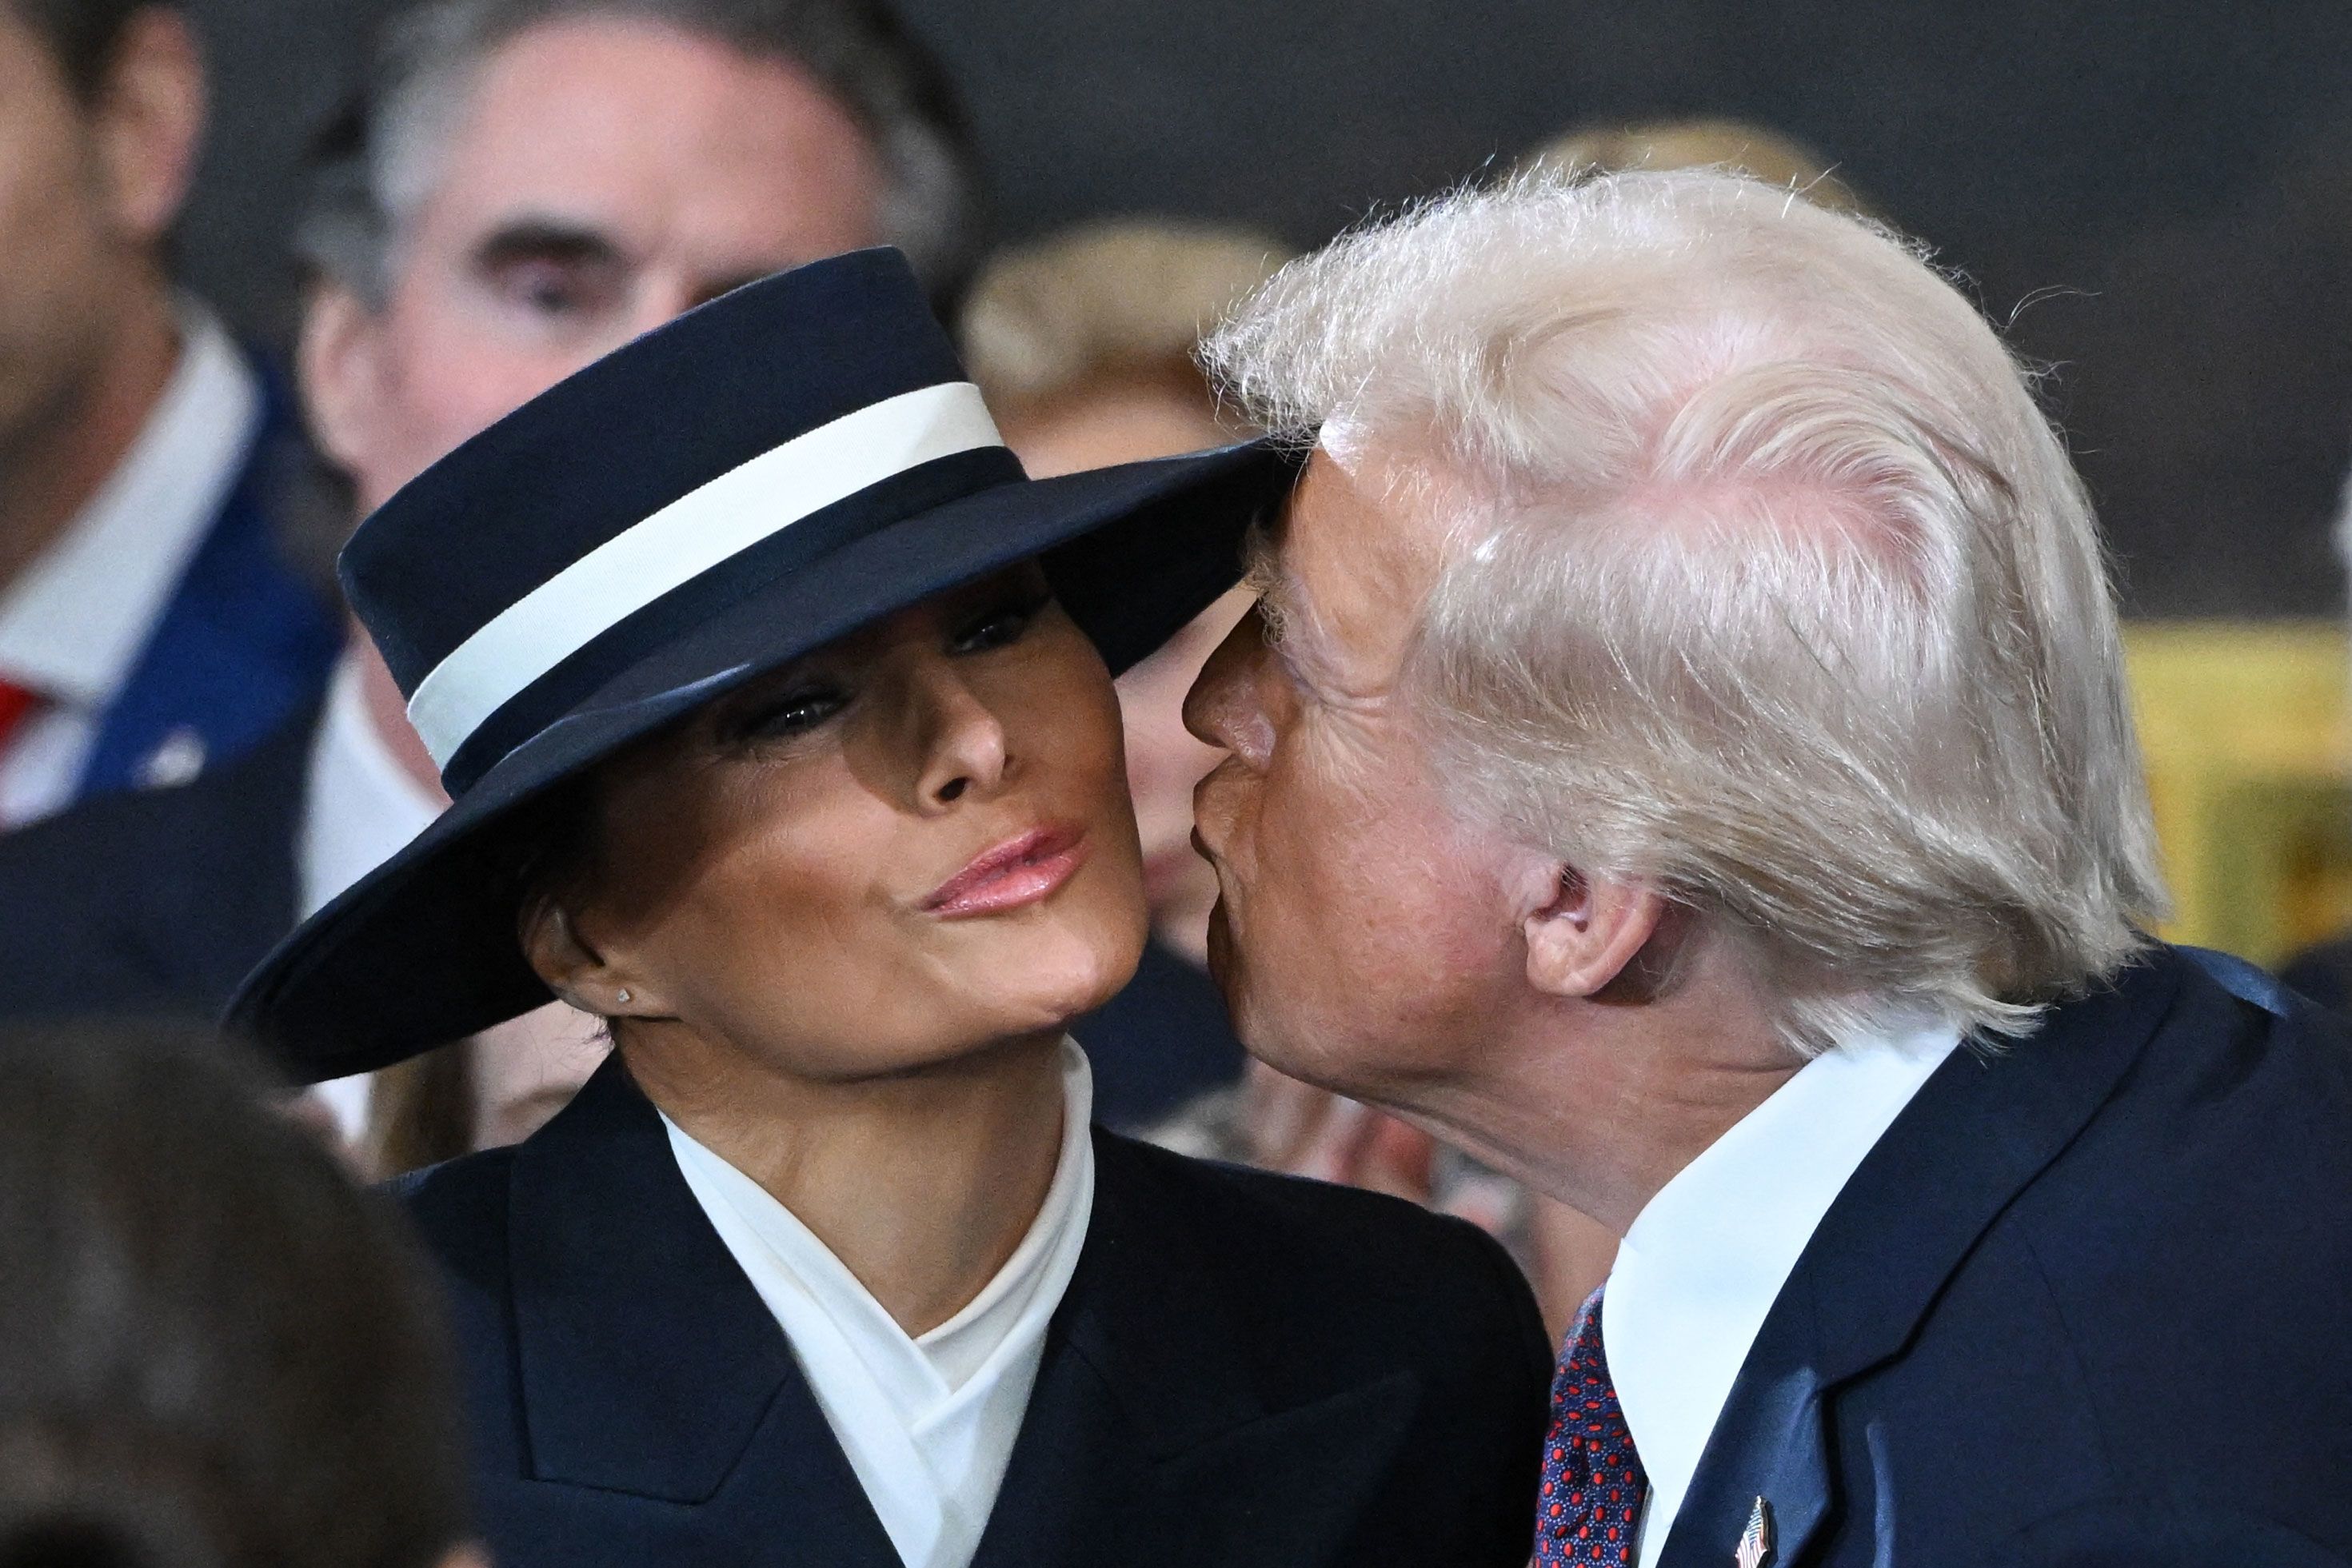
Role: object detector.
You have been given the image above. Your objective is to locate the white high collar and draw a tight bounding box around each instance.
[665,1039,1095,1568]
[1604,1017,1963,1568]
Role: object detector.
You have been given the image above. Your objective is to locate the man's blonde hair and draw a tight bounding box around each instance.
[1207,170,2166,1051]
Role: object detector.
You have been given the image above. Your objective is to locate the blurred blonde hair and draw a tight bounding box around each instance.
[1521,117,1871,218]
[960,221,1296,417]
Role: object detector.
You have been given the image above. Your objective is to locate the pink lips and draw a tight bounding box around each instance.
[921,824,1088,918]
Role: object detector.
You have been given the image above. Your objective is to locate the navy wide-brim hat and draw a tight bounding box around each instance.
[228,249,1296,1081]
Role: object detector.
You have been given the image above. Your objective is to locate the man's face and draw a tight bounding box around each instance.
[306,18,887,511]
[0,12,141,465]
[1184,449,1527,1099]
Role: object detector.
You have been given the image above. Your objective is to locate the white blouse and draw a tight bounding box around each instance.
[663,1040,1095,1568]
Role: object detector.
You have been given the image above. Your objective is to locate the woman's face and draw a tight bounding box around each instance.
[546,565,1148,1080]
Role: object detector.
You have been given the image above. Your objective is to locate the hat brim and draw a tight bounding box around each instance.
[227,439,1298,1081]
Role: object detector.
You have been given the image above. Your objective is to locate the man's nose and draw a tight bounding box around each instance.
[1184,607,1274,768]
[625,269,730,339]
[628,285,697,340]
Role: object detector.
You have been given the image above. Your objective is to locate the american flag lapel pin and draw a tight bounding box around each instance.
[1734,1496,1774,1568]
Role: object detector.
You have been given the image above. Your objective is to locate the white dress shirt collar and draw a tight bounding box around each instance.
[0,301,258,711]
[0,303,260,824]
[1605,1016,1962,1568]
[665,1039,1095,1568]
[299,652,447,1145]
[298,651,445,920]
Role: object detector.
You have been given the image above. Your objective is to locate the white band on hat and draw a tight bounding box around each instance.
[405,381,1006,769]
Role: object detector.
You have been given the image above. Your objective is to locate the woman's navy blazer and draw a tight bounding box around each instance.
[393,1055,1552,1566]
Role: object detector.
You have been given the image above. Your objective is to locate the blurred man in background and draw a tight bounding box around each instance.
[0,0,982,1168]
[0,0,339,828]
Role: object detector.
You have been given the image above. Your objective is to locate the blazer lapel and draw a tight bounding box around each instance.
[972,1134,1420,1568]
[505,1055,901,1561]
[1656,949,2192,1568]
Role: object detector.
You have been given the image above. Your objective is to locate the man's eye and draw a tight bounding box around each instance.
[493,260,608,320]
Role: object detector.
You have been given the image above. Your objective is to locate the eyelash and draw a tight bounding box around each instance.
[950,589,1051,655]
[737,590,1051,741]
[745,688,845,739]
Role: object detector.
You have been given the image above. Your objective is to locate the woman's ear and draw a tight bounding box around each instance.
[520,899,662,1020]
[1516,861,1670,1001]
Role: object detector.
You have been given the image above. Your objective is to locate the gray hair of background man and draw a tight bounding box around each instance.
[1207,169,2168,1052]
[298,0,983,309]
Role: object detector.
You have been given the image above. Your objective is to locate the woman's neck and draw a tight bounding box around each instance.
[624,1027,1071,1337]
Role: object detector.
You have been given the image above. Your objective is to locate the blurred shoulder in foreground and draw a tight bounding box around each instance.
[0,1017,481,1567]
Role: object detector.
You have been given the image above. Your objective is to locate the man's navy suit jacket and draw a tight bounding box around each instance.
[1655,944,2352,1568]
[72,357,338,806]
[395,1054,1553,1566]
[0,696,310,1023]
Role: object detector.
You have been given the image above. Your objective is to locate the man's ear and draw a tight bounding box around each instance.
[519,898,663,1021]
[298,282,385,478]
[1515,860,1671,1001]
[90,8,207,244]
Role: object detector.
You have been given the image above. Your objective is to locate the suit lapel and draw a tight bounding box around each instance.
[1656,949,2193,1568]
[972,1134,1420,1568]
[505,1055,901,1561]
[81,373,340,803]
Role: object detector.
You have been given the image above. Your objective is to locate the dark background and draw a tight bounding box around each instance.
[177,0,2352,618]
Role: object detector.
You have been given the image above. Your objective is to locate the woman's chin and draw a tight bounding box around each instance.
[959,918,1142,1032]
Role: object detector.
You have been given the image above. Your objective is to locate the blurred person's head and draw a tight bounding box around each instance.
[1189,170,2163,1216]
[298,0,980,514]
[962,222,1292,963]
[0,1,204,551]
[1518,117,1871,217]
[0,1022,477,1568]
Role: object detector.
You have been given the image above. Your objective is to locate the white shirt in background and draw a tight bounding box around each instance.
[298,652,446,1143]
[666,1039,1096,1568]
[0,305,263,825]
[1606,1016,1963,1568]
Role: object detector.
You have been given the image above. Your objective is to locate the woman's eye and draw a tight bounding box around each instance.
[952,596,1048,655]
[745,690,845,739]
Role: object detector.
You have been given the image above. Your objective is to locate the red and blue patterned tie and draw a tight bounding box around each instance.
[1534,1287,1648,1566]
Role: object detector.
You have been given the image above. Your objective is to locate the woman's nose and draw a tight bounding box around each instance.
[910,666,1011,810]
